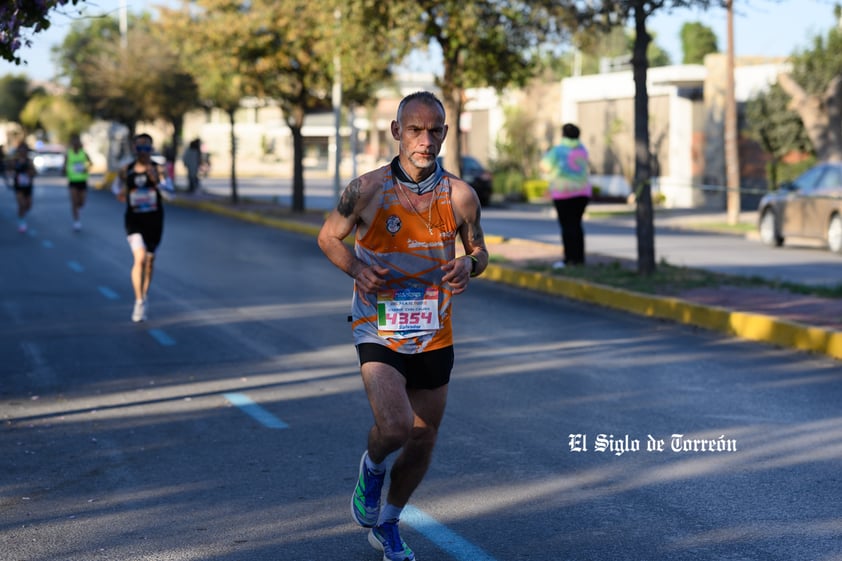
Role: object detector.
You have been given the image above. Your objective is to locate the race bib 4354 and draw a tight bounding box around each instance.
[377,286,439,332]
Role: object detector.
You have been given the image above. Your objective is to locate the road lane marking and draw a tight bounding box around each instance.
[148,329,176,346]
[403,505,499,561]
[98,286,120,300]
[223,392,289,429]
[67,260,84,272]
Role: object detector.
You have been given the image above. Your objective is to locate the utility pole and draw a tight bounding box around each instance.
[119,0,127,49]
[332,8,342,204]
[724,0,741,225]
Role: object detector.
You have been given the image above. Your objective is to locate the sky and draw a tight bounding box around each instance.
[2,0,840,82]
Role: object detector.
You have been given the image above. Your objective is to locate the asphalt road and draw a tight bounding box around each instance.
[3,177,842,561]
[200,174,842,287]
[481,205,842,288]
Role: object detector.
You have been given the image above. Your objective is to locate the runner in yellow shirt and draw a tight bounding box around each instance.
[64,133,93,231]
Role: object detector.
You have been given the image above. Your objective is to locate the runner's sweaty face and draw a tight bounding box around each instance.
[391,99,448,180]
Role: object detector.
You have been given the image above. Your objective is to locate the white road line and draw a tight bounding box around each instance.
[98,286,120,300]
[403,505,499,561]
[148,328,176,346]
[223,392,289,429]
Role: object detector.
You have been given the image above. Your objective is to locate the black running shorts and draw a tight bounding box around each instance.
[356,343,453,390]
[125,212,163,253]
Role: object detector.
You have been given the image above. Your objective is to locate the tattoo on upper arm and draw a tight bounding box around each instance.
[463,207,486,249]
[470,220,486,246]
[338,179,361,217]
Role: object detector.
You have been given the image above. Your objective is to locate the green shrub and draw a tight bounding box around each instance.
[493,168,526,200]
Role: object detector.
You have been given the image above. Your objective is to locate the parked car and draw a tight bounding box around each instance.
[757,162,842,253]
[437,155,493,206]
[30,144,66,176]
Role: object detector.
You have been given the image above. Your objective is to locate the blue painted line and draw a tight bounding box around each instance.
[67,260,84,272]
[42,240,54,249]
[223,392,289,429]
[98,286,120,300]
[403,505,499,561]
[148,328,176,346]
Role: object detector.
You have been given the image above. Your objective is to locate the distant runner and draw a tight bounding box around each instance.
[115,133,166,323]
[12,142,36,233]
[64,133,93,231]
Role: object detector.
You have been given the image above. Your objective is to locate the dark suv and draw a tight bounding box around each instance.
[437,155,493,206]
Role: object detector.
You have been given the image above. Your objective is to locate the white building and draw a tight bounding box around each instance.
[559,55,790,208]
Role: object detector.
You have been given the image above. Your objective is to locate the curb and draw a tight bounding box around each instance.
[173,198,324,238]
[482,264,842,361]
[172,197,842,362]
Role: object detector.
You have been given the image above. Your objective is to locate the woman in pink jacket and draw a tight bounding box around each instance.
[540,123,591,268]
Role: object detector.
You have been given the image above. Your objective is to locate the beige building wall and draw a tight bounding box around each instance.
[576,94,671,184]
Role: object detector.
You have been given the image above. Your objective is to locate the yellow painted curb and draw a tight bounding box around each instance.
[483,263,842,361]
[170,198,323,237]
[177,197,842,362]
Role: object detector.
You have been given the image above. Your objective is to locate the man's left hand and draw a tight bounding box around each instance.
[441,256,472,294]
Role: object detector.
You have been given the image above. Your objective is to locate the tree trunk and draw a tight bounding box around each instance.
[440,82,463,177]
[778,73,842,162]
[291,126,305,212]
[828,75,842,162]
[289,104,306,213]
[228,109,238,205]
[169,116,183,187]
[632,3,655,275]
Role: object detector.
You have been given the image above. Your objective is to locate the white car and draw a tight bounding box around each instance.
[31,145,66,175]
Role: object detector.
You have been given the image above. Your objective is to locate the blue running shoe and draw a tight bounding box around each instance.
[351,451,385,527]
[368,521,415,561]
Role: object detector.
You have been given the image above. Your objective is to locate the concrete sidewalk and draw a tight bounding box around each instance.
[169,193,842,361]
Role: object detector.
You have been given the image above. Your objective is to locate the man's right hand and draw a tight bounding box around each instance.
[353,265,389,296]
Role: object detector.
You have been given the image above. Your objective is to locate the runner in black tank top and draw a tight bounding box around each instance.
[115,133,165,322]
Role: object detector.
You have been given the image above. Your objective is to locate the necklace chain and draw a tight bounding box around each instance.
[397,183,436,235]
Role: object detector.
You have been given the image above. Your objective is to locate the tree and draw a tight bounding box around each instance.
[629,30,672,67]
[0,74,31,122]
[1,1,82,63]
[143,49,199,182]
[568,0,722,275]
[168,0,399,205]
[777,8,842,162]
[409,1,557,176]
[744,84,811,188]
[222,0,404,212]
[680,21,718,63]
[496,104,544,179]
[19,93,91,142]
[560,26,671,77]
[778,75,842,163]
[158,1,251,203]
[57,12,198,147]
[58,15,149,135]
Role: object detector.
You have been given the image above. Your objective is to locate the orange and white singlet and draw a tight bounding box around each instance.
[352,164,458,353]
